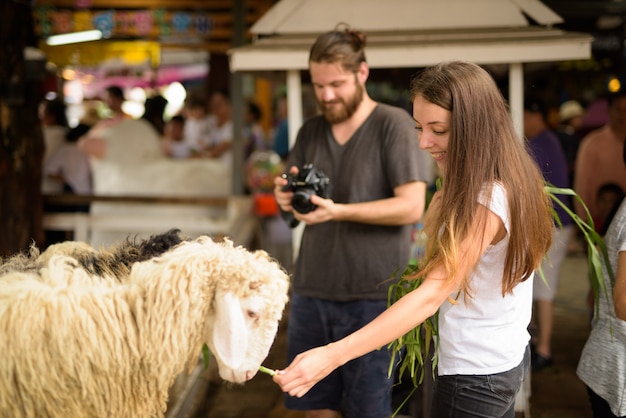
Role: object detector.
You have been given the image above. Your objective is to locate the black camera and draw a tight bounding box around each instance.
[281,164,331,214]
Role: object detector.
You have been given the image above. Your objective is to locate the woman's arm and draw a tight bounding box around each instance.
[274,204,505,397]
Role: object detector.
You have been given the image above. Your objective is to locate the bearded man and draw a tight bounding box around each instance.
[273,25,431,418]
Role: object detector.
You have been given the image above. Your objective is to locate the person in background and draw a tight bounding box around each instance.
[39,97,69,194]
[101,85,131,124]
[142,95,168,136]
[272,94,290,160]
[204,89,233,163]
[273,26,430,418]
[182,95,213,156]
[44,123,92,197]
[43,122,93,245]
[78,88,162,163]
[574,91,626,231]
[577,143,626,418]
[243,100,267,161]
[161,115,191,159]
[555,99,585,184]
[78,85,133,158]
[274,60,554,418]
[524,98,574,372]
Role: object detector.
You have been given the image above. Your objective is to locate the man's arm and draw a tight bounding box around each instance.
[293,180,426,226]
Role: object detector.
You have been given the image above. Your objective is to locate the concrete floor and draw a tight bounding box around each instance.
[193,252,595,418]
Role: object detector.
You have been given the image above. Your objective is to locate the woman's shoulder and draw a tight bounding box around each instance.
[481,181,507,200]
[479,182,509,222]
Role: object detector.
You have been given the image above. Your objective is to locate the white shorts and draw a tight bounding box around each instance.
[533,225,574,301]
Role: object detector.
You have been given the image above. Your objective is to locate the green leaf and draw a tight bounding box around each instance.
[259,365,278,376]
[544,184,614,315]
[202,343,211,369]
[386,263,437,414]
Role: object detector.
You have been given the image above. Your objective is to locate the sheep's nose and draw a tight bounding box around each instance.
[245,370,256,381]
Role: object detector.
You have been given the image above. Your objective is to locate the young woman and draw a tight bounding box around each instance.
[273,60,554,418]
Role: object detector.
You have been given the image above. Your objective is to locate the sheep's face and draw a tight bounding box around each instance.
[208,290,279,382]
[205,245,290,383]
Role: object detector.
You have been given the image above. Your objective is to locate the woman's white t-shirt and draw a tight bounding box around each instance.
[437,183,533,376]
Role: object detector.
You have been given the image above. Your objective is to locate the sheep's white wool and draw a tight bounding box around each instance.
[0,236,290,418]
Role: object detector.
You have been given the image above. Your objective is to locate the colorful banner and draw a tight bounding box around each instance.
[39,40,161,68]
[35,7,215,39]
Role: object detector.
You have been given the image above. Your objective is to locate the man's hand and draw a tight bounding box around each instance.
[294,194,337,224]
[273,166,297,212]
[274,165,339,225]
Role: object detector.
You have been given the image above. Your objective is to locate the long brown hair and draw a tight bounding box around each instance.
[410,61,553,297]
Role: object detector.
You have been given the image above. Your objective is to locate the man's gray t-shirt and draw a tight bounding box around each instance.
[286,103,430,301]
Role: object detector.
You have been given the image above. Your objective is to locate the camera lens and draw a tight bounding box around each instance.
[292,189,317,214]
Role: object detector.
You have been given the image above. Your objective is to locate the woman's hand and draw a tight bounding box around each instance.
[273,343,343,398]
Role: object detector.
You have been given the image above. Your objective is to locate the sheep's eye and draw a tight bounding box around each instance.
[246,310,259,319]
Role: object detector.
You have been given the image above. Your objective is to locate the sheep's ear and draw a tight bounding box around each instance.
[212,290,248,369]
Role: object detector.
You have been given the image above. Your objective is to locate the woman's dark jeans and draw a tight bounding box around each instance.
[430,345,530,418]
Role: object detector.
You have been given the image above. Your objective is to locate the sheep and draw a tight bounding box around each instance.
[0,229,185,281]
[0,230,290,418]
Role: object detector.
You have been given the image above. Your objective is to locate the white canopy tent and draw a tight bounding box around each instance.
[229,0,593,141]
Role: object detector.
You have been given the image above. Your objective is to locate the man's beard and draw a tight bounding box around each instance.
[319,83,364,124]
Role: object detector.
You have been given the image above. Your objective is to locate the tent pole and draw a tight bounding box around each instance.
[286,69,303,148]
[509,62,524,141]
[286,69,304,259]
[230,0,245,195]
